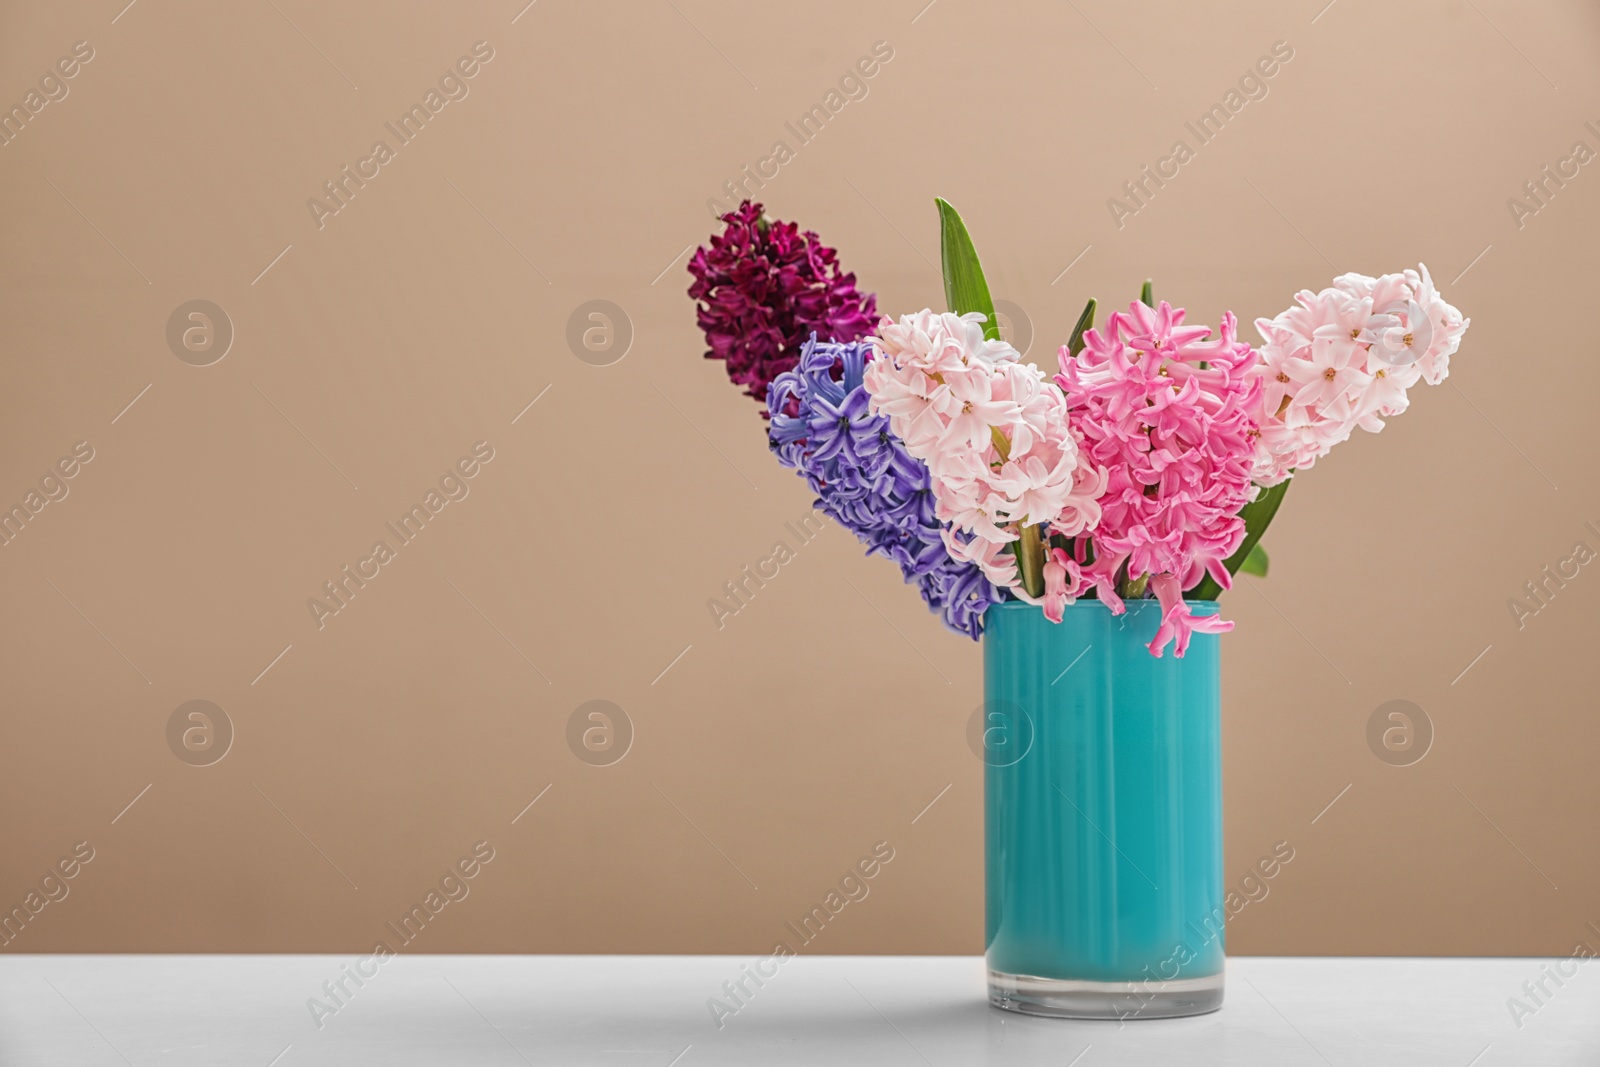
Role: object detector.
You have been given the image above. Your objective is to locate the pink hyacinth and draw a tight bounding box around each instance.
[864,310,1105,597]
[1056,300,1262,656]
[1249,265,1468,486]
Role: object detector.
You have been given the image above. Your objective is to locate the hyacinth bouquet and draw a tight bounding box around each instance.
[689,197,1469,1020]
[688,198,1469,657]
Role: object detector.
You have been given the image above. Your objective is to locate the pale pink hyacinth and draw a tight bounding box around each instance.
[1056,301,1263,657]
[864,310,1105,599]
[1250,265,1469,486]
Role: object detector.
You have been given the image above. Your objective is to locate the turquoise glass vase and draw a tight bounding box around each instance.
[982,599,1225,1019]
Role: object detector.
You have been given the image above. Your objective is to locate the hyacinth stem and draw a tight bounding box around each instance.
[987,426,1046,597]
[1015,525,1046,599]
[989,426,1011,462]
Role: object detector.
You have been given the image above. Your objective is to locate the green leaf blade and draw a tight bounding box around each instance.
[936,197,1048,598]
[1068,298,1097,357]
[1238,542,1269,578]
[936,197,1000,341]
[1190,479,1290,601]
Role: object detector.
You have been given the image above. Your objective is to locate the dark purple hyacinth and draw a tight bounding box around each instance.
[767,336,1003,639]
[688,200,877,403]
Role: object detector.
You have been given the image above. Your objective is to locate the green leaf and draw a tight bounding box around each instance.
[936,198,1045,598]
[936,198,1000,341]
[1068,298,1097,357]
[1190,479,1290,601]
[1238,542,1269,578]
[1140,279,1153,307]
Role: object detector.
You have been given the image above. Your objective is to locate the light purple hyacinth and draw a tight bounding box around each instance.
[767,336,1003,639]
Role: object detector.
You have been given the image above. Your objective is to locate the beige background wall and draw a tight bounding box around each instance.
[1,0,1596,957]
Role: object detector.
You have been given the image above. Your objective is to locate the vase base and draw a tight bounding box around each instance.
[987,968,1224,1020]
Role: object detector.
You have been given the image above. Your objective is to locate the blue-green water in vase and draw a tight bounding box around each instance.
[983,599,1225,1016]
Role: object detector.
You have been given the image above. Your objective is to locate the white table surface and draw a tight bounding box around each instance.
[0,954,1594,1066]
